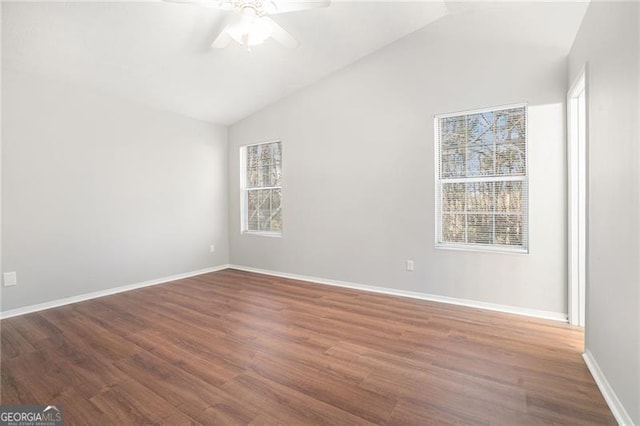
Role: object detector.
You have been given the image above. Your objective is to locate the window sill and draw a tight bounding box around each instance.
[242,231,282,238]
[435,243,528,255]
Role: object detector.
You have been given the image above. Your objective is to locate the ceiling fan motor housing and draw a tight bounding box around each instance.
[226,0,278,16]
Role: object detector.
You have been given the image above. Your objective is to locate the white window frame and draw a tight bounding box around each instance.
[240,140,283,237]
[434,103,529,254]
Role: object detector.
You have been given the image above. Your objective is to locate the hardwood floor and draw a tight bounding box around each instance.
[1,269,615,425]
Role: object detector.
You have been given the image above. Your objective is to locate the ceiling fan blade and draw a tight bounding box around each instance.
[266,0,330,14]
[264,17,299,48]
[211,28,233,48]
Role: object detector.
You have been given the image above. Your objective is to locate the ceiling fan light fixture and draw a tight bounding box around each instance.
[225,14,274,47]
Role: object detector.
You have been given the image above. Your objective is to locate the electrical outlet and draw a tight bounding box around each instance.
[406,260,414,272]
[3,272,17,287]
[209,245,216,253]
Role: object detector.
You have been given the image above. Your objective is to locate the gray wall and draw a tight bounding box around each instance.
[1,70,229,311]
[229,14,568,315]
[568,2,640,423]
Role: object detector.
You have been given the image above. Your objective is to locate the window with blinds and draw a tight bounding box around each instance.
[241,141,282,235]
[434,104,528,252]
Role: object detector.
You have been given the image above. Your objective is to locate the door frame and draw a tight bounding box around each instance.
[567,65,588,327]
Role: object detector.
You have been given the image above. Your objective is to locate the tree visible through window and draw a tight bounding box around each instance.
[242,141,282,234]
[435,105,528,251]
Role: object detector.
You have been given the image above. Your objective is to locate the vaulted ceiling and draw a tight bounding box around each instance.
[2,1,589,125]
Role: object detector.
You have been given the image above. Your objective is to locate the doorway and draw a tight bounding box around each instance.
[568,68,587,327]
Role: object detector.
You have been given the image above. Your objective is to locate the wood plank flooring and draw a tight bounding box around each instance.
[1,269,615,425]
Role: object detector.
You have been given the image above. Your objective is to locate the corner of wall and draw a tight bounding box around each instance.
[583,350,635,425]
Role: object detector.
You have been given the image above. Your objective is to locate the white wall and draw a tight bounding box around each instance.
[1,69,229,312]
[568,2,640,423]
[229,13,568,315]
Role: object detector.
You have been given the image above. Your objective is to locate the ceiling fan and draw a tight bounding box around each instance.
[167,0,330,50]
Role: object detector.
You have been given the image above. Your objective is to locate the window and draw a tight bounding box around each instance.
[434,104,528,252]
[241,141,282,235]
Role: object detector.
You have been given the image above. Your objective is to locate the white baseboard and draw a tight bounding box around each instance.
[0,264,231,320]
[228,264,568,322]
[1,263,568,324]
[583,350,635,425]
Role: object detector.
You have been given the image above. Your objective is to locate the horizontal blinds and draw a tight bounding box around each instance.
[244,141,282,233]
[246,141,282,189]
[435,105,528,250]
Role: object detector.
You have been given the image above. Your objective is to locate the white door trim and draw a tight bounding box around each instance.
[567,65,588,327]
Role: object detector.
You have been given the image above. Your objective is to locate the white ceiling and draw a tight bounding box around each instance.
[2,1,589,125]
